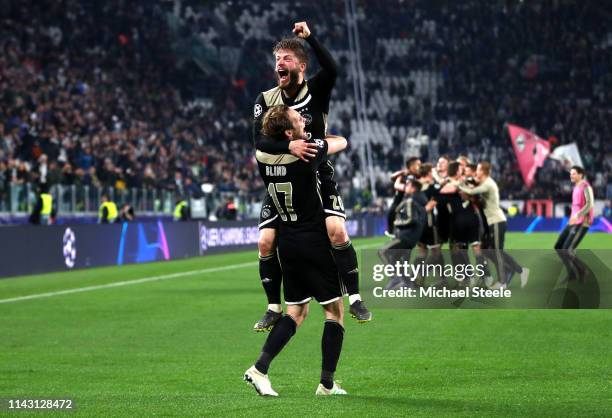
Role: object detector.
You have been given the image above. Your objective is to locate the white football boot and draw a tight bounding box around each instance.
[315,382,347,395]
[244,366,278,397]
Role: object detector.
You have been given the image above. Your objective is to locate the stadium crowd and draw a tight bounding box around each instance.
[0,0,610,216]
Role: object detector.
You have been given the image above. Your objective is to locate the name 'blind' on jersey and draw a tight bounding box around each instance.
[256,138,329,236]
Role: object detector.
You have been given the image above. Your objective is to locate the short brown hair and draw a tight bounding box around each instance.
[261,105,292,140]
[448,161,461,177]
[273,38,309,64]
[478,161,491,175]
[419,163,433,177]
[570,166,585,177]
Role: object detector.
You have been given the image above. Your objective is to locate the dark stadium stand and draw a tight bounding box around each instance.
[0,0,610,220]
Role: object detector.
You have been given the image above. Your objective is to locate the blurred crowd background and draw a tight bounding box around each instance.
[0,0,610,219]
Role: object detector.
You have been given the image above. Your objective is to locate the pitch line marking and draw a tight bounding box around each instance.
[0,241,383,305]
[0,262,257,305]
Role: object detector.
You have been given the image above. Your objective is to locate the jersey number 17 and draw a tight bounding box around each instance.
[268,182,297,221]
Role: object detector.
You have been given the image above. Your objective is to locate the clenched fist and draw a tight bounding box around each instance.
[292,22,311,38]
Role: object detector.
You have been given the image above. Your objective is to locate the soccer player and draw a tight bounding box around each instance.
[439,161,489,285]
[244,105,348,396]
[464,163,490,248]
[432,155,450,185]
[554,166,594,280]
[386,157,421,235]
[252,22,370,330]
[456,161,528,288]
[379,178,432,288]
[415,163,444,284]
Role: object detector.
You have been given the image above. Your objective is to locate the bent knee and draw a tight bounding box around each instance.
[258,230,277,256]
[287,307,308,327]
[326,219,349,245]
[323,300,344,324]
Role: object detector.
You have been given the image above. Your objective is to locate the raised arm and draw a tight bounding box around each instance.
[293,22,337,90]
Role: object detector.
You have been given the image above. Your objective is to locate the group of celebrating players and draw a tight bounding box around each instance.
[241,20,596,398]
[380,154,529,290]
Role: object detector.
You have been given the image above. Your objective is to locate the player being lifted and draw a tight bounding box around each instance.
[244,105,349,396]
[252,22,371,331]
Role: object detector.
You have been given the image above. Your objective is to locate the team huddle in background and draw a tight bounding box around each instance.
[381,155,528,289]
[381,155,594,288]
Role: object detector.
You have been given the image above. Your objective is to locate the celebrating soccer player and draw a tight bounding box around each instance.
[252,22,370,331]
[244,105,349,396]
[456,161,529,288]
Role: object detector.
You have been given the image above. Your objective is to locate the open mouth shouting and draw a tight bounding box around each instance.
[277,68,289,85]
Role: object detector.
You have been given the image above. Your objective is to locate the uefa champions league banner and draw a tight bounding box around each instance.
[0,222,200,278]
[197,216,377,255]
[0,216,381,278]
[361,249,612,309]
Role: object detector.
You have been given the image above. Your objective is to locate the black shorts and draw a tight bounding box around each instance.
[419,224,441,248]
[418,211,440,247]
[277,234,342,305]
[320,178,346,219]
[450,214,480,246]
[258,194,280,230]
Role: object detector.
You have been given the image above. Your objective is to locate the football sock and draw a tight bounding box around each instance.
[321,320,344,390]
[348,294,361,305]
[259,253,282,305]
[267,304,282,313]
[255,315,297,375]
[331,241,359,296]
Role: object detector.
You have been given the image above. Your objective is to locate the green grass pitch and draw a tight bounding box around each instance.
[1,233,611,417]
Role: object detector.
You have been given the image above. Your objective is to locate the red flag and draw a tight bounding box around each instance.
[507,124,551,188]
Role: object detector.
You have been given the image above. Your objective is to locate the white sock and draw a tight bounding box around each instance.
[348,294,361,305]
[267,304,282,313]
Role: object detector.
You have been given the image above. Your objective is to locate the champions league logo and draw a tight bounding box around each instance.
[62,227,76,268]
[254,104,262,118]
